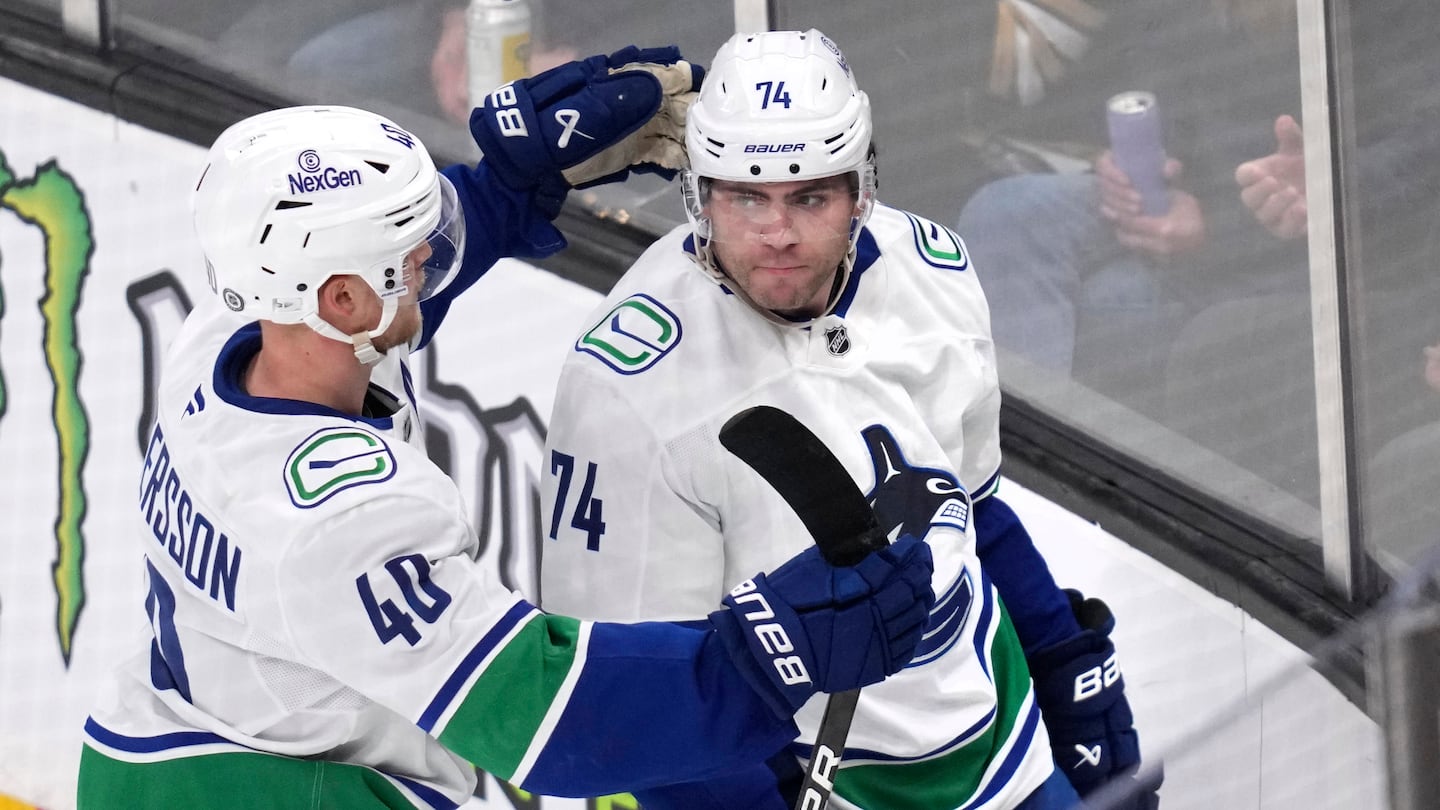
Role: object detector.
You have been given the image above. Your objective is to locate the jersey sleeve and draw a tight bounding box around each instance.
[948,234,1006,500]
[539,360,729,622]
[274,486,796,797]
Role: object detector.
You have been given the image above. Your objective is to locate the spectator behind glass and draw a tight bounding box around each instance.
[954,0,1440,507]
[1367,331,1440,568]
[215,0,722,125]
[283,1,585,124]
[954,0,1306,416]
[1167,0,1440,508]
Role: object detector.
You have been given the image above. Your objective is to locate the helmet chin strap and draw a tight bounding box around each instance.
[301,294,399,366]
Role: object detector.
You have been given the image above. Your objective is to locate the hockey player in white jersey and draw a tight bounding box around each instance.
[541,31,1160,809]
[77,48,940,810]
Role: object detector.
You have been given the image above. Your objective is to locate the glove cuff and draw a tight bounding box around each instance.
[709,604,811,719]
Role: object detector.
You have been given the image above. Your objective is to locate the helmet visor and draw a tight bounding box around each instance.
[700,175,858,244]
[415,173,466,302]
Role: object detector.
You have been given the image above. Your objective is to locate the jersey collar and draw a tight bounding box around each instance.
[213,322,400,430]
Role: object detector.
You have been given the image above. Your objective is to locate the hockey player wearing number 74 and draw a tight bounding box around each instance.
[76,47,940,810]
[541,30,1161,810]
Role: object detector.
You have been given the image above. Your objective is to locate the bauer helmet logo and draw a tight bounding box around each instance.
[743,143,805,154]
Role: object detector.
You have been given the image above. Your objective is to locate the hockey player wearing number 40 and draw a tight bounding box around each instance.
[541,30,1162,810]
[77,46,941,810]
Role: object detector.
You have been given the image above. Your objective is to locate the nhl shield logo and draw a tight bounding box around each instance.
[825,324,851,356]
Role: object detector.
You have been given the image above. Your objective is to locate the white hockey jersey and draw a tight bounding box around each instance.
[541,205,1055,809]
[80,296,798,809]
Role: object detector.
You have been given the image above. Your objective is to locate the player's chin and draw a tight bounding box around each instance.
[375,309,423,354]
[751,279,822,314]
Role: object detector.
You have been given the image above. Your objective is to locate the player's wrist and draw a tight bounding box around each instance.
[708,598,816,719]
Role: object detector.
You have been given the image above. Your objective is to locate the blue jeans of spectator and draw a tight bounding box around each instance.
[957,172,1178,380]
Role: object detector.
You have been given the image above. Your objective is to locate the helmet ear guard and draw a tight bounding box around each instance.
[192,105,465,363]
[682,30,877,324]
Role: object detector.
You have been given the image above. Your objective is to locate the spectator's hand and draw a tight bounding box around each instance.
[469,45,703,198]
[1235,114,1308,240]
[1097,150,1205,257]
[708,535,934,717]
[1424,342,1440,394]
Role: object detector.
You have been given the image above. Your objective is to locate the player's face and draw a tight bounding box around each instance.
[371,242,431,353]
[706,175,857,318]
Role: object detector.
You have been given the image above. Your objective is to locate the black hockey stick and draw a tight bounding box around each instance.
[719,405,891,810]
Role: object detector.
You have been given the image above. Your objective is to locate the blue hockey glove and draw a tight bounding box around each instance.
[710,534,934,718]
[1028,589,1161,809]
[470,45,702,197]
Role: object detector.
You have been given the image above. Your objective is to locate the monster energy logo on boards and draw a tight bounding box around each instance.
[0,148,94,664]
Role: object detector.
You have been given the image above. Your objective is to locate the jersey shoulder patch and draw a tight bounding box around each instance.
[284,425,397,508]
[902,211,970,271]
[575,292,683,375]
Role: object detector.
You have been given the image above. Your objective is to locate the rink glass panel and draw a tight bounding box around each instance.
[103,0,1440,581]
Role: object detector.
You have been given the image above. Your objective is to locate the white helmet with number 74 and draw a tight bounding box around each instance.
[192,105,465,364]
[682,30,877,313]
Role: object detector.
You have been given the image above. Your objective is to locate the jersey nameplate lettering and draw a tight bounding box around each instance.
[139,424,243,612]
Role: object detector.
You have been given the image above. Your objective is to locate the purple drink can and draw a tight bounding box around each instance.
[1106,91,1169,216]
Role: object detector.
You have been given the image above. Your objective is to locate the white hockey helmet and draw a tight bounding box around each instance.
[193,105,465,363]
[683,29,877,319]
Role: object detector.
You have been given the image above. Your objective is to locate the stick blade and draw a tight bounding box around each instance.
[719,405,886,566]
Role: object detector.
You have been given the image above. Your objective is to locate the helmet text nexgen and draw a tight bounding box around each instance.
[287,165,364,195]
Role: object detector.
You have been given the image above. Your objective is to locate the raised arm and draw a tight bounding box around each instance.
[279,489,932,797]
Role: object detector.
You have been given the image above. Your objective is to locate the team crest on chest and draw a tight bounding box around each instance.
[824,324,851,357]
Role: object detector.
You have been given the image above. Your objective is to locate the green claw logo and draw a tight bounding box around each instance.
[0,148,94,664]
